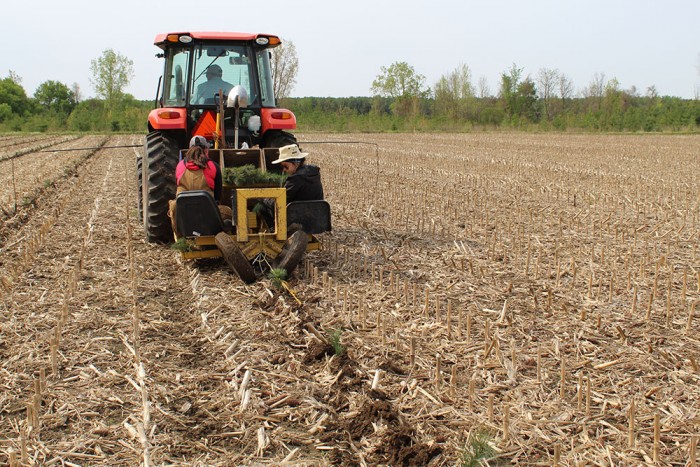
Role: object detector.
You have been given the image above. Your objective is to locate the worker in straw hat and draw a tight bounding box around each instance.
[260,144,324,230]
[271,144,324,203]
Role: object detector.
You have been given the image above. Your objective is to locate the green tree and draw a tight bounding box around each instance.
[0,72,31,116]
[34,80,76,115]
[271,39,298,99]
[499,64,521,119]
[90,49,134,109]
[371,61,427,98]
[371,62,428,118]
[600,78,628,130]
[67,99,105,132]
[0,103,12,122]
[499,64,539,124]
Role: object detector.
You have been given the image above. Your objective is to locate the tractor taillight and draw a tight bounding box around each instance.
[270,111,293,120]
[158,110,181,119]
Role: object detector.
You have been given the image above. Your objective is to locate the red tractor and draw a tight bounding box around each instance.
[140,31,299,243]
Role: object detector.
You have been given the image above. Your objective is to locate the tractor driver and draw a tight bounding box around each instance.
[194,64,234,105]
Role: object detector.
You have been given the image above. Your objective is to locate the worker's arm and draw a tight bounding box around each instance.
[284,175,302,203]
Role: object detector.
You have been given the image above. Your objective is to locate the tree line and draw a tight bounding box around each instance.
[0,49,150,133]
[2,50,698,134]
[288,62,699,133]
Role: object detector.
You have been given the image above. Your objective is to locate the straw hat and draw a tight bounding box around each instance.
[271,144,308,164]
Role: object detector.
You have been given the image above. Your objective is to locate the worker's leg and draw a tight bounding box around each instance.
[168,199,179,236]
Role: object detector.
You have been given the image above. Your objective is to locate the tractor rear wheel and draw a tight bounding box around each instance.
[272,231,308,275]
[143,131,179,243]
[215,232,256,283]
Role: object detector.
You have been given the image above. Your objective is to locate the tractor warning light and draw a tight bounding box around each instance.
[166,34,192,44]
[157,110,181,119]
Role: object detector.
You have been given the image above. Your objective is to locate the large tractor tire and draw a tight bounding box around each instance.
[215,232,256,283]
[143,131,180,243]
[261,130,297,149]
[272,231,308,275]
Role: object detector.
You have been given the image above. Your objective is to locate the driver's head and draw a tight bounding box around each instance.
[206,64,223,79]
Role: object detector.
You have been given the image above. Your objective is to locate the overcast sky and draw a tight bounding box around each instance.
[4,0,699,101]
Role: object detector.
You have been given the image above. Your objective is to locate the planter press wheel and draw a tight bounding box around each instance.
[215,232,256,283]
[272,231,308,275]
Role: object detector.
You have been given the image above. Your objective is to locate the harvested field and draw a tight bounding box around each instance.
[1,132,699,465]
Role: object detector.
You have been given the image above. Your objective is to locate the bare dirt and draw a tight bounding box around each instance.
[1,133,699,465]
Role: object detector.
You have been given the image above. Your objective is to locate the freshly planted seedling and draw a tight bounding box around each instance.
[461,429,496,467]
[268,268,301,305]
[268,268,288,289]
[328,328,346,356]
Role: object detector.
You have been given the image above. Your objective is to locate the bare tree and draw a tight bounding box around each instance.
[477,76,490,98]
[71,82,82,104]
[537,68,559,121]
[558,73,574,101]
[582,72,606,111]
[8,70,22,85]
[271,40,298,99]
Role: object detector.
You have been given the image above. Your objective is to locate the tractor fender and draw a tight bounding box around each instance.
[260,108,297,131]
[148,108,188,131]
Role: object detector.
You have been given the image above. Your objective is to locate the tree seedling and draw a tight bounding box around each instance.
[328,328,346,356]
[268,268,301,304]
[461,428,496,467]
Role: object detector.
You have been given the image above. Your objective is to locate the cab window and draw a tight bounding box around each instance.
[163,48,189,107]
[190,45,256,105]
[256,49,276,107]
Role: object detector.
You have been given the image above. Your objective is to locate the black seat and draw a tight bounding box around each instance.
[176,190,225,237]
[287,200,332,234]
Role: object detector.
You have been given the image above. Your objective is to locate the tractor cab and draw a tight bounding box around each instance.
[151,32,297,150]
[160,36,278,147]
